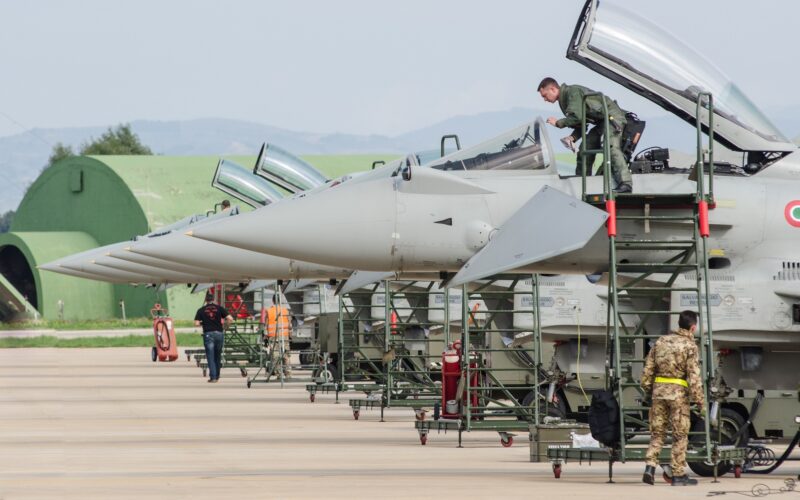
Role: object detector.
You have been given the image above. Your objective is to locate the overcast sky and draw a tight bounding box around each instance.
[0,0,796,138]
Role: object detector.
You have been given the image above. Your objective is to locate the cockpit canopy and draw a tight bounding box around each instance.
[568,0,795,153]
[212,158,284,208]
[253,143,328,192]
[424,119,554,172]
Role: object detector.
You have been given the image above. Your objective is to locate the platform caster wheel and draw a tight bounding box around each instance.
[202,369,207,378]
[553,464,561,479]
[186,353,191,362]
[151,347,157,362]
[310,394,316,403]
[246,380,251,388]
[240,368,247,377]
[500,435,513,448]
[353,410,360,420]
[734,465,742,478]
[420,434,427,445]
[662,472,673,484]
[415,411,426,422]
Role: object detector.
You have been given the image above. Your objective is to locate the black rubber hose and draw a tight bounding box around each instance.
[746,430,800,474]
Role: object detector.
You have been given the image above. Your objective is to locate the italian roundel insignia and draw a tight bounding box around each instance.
[785,200,800,227]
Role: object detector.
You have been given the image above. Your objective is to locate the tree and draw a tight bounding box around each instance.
[79,124,152,156]
[0,210,14,233]
[46,142,75,170]
[41,124,152,174]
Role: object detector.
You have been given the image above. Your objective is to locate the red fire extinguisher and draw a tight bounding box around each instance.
[441,342,461,418]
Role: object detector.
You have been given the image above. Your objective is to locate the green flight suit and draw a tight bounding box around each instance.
[555,83,632,185]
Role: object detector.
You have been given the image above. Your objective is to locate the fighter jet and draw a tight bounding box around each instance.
[114,144,459,285]
[38,198,250,284]
[190,1,798,291]
[184,0,800,445]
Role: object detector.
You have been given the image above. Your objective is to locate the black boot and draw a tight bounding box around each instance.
[642,465,655,485]
[613,182,632,193]
[671,474,698,486]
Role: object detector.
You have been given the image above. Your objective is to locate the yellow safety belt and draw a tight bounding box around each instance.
[655,376,688,387]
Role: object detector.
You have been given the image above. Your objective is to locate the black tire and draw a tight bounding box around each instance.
[299,352,315,366]
[314,363,338,384]
[688,407,748,477]
[151,346,158,362]
[518,389,567,421]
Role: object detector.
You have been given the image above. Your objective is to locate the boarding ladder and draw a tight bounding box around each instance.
[547,92,746,480]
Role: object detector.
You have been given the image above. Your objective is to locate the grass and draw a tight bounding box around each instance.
[302,154,401,178]
[0,333,204,348]
[0,318,195,331]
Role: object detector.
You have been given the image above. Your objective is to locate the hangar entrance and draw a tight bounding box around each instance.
[0,245,38,310]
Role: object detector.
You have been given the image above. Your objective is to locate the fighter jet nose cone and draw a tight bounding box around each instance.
[189,211,263,249]
[191,177,398,270]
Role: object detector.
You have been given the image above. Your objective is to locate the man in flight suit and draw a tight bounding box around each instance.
[640,310,705,486]
[538,77,633,193]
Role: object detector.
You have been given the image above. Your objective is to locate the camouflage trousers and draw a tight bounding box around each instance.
[645,396,691,476]
[267,338,292,377]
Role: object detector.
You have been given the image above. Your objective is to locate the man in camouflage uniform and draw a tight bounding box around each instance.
[538,77,633,193]
[640,310,705,486]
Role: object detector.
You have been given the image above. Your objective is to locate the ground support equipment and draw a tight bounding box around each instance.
[419,277,546,446]
[547,91,747,480]
[350,281,447,421]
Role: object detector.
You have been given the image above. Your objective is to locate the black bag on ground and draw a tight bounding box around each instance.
[588,390,621,447]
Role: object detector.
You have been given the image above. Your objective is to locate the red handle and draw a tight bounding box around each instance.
[698,200,710,238]
[605,200,617,237]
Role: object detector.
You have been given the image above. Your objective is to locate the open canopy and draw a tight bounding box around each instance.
[423,118,554,172]
[568,0,795,153]
[253,143,328,192]
[213,158,284,207]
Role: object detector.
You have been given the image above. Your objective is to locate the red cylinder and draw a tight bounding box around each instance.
[441,344,460,418]
[698,200,710,237]
[605,199,617,237]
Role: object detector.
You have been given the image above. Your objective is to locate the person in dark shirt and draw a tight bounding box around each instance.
[194,292,233,382]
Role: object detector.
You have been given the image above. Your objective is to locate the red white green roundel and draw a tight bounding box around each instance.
[786,201,800,227]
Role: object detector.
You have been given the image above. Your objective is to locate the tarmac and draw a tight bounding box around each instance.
[0,348,796,499]
[0,328,198,339]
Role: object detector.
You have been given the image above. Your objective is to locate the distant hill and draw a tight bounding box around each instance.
[0,111,547,213]
[1,106,797,213]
